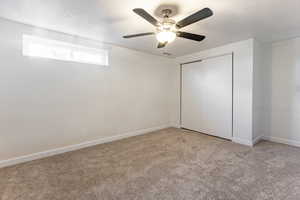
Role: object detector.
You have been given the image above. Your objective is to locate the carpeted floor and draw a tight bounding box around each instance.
[1,128,300,200]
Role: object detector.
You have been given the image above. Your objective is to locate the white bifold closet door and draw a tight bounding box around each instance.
[181,54,232,139]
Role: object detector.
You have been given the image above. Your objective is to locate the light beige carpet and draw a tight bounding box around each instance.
[1,128,300,200]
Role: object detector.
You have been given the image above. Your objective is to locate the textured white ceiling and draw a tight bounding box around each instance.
[0,0,300,57]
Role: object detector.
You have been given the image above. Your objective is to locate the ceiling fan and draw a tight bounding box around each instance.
[123,7,213,48]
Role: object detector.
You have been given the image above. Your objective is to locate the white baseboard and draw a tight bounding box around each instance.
[263,136,300,148]
[233,135,264,147]
[253,135,264,146]
[169,123,181,128]
[0,124,170,169]
[232,137,253,146]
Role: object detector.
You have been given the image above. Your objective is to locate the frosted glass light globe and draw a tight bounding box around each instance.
[156,31,176,43]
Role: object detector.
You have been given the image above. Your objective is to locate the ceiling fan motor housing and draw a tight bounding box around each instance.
[158,18,176,32]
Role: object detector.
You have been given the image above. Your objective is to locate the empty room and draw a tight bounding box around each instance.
[1,0,300,199]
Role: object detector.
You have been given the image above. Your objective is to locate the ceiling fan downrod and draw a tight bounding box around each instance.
[161,9,172,18]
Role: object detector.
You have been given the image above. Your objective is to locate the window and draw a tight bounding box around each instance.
[22,35,109,66]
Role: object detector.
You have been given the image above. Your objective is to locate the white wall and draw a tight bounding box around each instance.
[0,18,174,163]
[252,40,271,142]
[173,39,254,145]
[264,37,300,146]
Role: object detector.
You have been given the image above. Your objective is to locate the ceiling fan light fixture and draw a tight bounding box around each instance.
[156,31,176,43]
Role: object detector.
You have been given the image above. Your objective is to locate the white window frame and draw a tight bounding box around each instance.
[22,35,109,66]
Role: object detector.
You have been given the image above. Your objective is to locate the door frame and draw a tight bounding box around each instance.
[179,52,234,139]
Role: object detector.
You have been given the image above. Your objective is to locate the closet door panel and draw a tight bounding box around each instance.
[181,55,232,139]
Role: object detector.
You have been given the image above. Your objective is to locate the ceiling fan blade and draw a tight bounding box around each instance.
[157,42,167,48]
[177,32,206,41]
[176,8,213,29]
[123,32,155,38]
[133,8,159,27]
